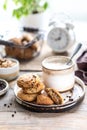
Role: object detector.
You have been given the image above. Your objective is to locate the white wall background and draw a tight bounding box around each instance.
[0,0,87,22]
[48,0,87,21]
[0,0,87,42]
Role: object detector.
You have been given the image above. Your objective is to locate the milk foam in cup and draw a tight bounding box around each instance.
[42,56,75,92]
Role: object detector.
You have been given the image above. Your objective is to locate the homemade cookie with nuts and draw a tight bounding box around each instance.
[45,88,64,104]
[36,94,54,105]
[23,82,45,94]
[17,89,38,102]
[17,74,45,94]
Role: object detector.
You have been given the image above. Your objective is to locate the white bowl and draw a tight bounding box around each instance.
[0,58,19,81]
[0,79,9,96]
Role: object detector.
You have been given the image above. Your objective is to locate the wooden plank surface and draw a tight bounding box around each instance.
[0,42,87,130]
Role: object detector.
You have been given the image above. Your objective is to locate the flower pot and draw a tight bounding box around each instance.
[20,11,49,30]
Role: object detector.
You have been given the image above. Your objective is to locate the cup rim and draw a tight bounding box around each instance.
[42,56,74,71]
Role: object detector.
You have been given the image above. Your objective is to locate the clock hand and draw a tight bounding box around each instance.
[55,31,61,41]
[55,37,61,41]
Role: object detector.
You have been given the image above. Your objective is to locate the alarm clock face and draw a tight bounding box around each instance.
[47,27,70,52]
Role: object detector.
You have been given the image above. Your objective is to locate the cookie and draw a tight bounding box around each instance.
[17,74,45,90]
[45,88,63,104]
[17,89,38,102]
[36,94,54,105]
[9,37,22,45]
[23,81,45,94]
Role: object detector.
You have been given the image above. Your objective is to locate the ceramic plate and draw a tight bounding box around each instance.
[14,76,85,112]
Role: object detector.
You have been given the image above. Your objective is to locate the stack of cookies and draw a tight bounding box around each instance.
[17,73,45,102]
[17,73,64,105]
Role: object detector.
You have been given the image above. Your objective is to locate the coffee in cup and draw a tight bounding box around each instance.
[42,56,75,92]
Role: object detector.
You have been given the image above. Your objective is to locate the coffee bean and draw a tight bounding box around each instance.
[12,114,14,117]
[14,111,16,114]
[4,104,7,107]
[68,96,71,98]
[69,98,73,101]
[8,105,10,108]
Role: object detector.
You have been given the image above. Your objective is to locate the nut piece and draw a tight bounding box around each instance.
[0,58,16,68]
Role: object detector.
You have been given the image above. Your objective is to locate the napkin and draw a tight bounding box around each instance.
[75,50,87,85]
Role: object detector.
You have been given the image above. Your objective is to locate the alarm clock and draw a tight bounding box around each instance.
[47,16,76,53]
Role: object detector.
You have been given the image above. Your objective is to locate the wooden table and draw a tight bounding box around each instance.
[0,42,87,130]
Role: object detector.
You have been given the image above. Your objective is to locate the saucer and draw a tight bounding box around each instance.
[14,76,85,112]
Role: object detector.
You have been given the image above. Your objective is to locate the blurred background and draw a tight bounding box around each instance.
[0,0,87,42]
[0,0,87,83]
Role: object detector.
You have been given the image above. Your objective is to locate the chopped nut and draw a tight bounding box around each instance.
[0,58,16,68]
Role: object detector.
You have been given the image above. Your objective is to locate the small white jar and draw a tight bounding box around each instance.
[0,58,19,81]
[42,56,75,92]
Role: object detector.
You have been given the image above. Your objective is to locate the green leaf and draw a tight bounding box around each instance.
[43,2,48,10]
[3,0,49,19]
[3,3,7,10]
[3,0,8,10]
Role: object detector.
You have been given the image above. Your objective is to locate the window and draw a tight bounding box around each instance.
[48,0,87,21]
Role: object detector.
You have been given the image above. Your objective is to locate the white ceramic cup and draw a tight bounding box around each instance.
[42,56,75,92]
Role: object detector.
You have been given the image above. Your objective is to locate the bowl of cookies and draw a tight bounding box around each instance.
[1,30,43,60]
[0,58,19,81]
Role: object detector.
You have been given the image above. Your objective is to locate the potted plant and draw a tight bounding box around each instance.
[3,0,49,29]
